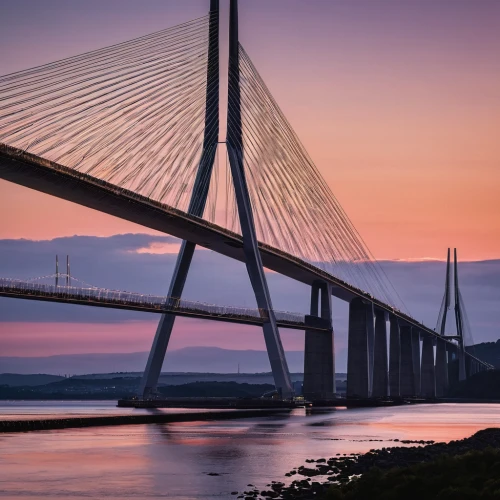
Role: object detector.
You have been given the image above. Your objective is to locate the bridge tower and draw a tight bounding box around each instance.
[226,0,293,398]
[140,0,294,400]
[436,248,469,391]
[139,0,220,399]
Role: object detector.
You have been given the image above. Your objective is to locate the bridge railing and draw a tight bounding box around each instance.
[0,278,306,326]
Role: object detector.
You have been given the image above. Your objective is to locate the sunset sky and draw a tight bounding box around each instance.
[0,1,499,363]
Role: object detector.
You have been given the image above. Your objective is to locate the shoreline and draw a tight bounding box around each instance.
[245,427,500,499]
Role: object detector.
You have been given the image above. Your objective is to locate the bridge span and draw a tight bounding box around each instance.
[0,143,458,344]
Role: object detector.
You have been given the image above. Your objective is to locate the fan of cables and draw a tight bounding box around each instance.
[0,13,217,214]
[228,44,406,310]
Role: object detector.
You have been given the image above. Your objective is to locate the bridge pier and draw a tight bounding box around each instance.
[389,314,401,398]
[400,325,415,397]
[303,281,335,401]
[471,360,478,376]
[458,346,467,382]
[366,303,375,395]
[372,309,388,398]
[347,298,371,399]
[465,355,472,378]
[412,329,421,396]
[435,338,448,397]
[448,344,459,388]
[347,297,376,399]
[421,335,436,398]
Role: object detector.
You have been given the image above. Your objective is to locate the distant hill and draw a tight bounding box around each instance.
[0,378,276,400]
[468,340,500,369]
[0,373,64,387]
[0,371,347,390]
[0,347,310,375]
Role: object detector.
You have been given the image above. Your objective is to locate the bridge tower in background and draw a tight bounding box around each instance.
[437,248,468,383]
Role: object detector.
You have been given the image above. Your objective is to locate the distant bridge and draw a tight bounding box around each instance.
[0,277,329,332]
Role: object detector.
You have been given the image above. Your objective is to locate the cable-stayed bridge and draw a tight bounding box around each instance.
[0,0,491,401]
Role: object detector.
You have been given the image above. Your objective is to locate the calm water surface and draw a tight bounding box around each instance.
[0,402,499,499]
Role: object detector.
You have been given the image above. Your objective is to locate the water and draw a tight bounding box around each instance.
[1,402,499,499]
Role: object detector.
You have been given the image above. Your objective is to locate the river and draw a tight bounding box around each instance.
[1,402,499,499]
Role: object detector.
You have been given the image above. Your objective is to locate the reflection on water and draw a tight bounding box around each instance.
[0,400,238,420]
[0,403,499,499]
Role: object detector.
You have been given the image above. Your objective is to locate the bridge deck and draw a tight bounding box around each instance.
[0,144,490,368]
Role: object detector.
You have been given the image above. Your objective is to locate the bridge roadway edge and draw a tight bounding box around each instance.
[0,144,488,369]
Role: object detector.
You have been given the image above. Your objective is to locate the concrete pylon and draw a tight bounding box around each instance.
[372,309,388,398]
[347,297,370,399]
[227,0,293,399]
[400,324,415,397]
[435,338,448,397]
[458,346,467,382]
[303,281,335,401]
[366,303,375,395]
[139,0,220,399]
[412,329,421,396]
[421,335,436,398]
[447,344,459,389]
[389,314,401,398]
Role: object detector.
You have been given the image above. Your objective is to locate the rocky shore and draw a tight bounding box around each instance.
[236,428,500,499]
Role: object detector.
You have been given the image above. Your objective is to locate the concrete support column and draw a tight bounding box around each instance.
[400,325,415,397]
[421,335,436,398]
[366,303,375,395]
[372,309,388,398]
[435,339,448,398]
[465,355,472,379]
[458,347,467,381]
[389,314,400,398]
[412,330,421,396]
[347,297,370,399]
[303,281,335,401]
[448,344,459,389]
[472,360,479,376]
